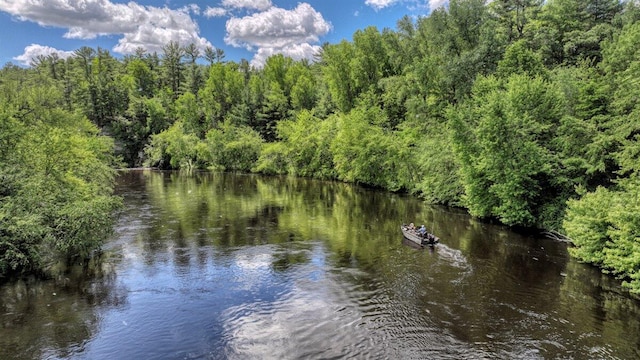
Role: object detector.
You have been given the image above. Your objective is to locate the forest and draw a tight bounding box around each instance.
[1,0,639,294]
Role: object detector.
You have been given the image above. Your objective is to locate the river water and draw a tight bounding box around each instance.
[1,170,639,359]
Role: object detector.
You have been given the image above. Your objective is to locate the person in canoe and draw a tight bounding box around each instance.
[418,225,427,237]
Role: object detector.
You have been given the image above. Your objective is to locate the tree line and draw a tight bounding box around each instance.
[1,0,639,294]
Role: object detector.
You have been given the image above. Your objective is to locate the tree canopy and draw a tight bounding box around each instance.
[2,0,640,293]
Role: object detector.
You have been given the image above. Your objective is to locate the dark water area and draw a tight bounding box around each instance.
[2,170,640,359]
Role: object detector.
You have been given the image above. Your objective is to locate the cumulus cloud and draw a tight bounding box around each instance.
[13,44,75,66]
[365,0,398,10]
[225,3,330,49]
[111,6,211,54]
[0,0,212,55]
[178,4,200,15]
[251,43,322,68]
[204,6,228,18]
[179,4,201,15]
[225,2,331,67]
[429,0,448,10]
[366,0,448,11]
[222,0,272,11]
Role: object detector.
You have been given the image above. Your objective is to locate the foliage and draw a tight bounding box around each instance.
[4,0,640,292]
[321,41,356,113]
[253,142,292,175]
[0,74,121,278]
[271,111,337,179]
[564,178,640,294]
[496,39,548,79]
[200,62,244,129]
[331,106,410,191]
[406,119,464,206]
[145,121,200,170]
[451,74,566,227]
[551,65,614,189]
[202,122,264,172]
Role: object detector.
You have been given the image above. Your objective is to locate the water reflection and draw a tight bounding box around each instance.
[0,170,639,359]
[0,262,125,359]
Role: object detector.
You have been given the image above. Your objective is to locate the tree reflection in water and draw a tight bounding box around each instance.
[1,170,639,359]
[0,256,125,359]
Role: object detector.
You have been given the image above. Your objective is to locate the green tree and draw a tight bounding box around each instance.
[161,41,185,98]
[123,58,157,98]
[287,62,317,111]
[551,65,613,190]
[0,73,120,277]
[496,39,548,78]
[321,41,356,112]
[425,0,492,102]
[406,118,464,206]
[91,48,128,127]
[331,106,409,190]
[263,54,293,98]
[271,110,336,178]
[564,177,640,294]
[600,21,640,179]
[176,92,205,137]
[183,43,204,96]
[350,27,394,99]
[529,0,621,66]
[452,74,566,227]
[145,121,200,170]
[489,0,542,42]
[200,62,244,129]
[257,82,289,142]
[201,121,264,171]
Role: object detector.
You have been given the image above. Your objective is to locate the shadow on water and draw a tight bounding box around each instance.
[1,170,639,359]
[0,258,126,360]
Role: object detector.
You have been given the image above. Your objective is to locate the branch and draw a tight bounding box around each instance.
[542,230,574,245]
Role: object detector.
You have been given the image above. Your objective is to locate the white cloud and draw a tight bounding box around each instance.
[225,2,331,67]
[179,4,201,15]
[225,3,331,48]
[429,0,448,10]
[13,44,75,66]
[251,43,322,68]
[112,6,212,54]
[365,0,398,10]
[204,6,227,18]
[222,0,272,11]
[0,0,212,56]
[221,259,383,359]
[366,0,448,11]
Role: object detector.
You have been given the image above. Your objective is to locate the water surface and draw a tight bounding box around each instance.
[1,170,639,359]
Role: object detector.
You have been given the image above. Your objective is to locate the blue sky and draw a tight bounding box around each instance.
[0,0,445,68]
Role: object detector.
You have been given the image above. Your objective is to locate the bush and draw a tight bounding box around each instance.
[0,87,121,278]
[564,179,640,294]
[202,121,264,172]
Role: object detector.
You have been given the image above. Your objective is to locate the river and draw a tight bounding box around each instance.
[1,170,639,359]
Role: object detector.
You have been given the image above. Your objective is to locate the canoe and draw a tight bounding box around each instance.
[401,224,439,247]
